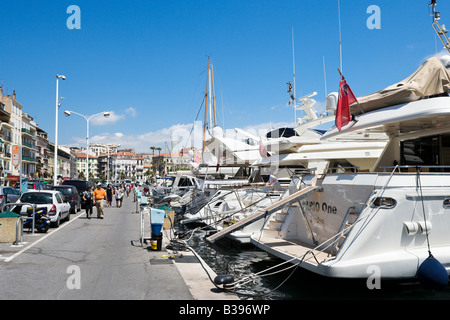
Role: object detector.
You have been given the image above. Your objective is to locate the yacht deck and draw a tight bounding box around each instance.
[253,235,331,266]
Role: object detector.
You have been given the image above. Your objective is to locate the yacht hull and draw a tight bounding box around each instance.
[251,173,450,279]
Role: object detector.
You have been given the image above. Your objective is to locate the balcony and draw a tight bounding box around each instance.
[21,128,35,137]
[3,134,12,143]
[1,120,13,128]
[22,141,36,149]
[22,155,36,162]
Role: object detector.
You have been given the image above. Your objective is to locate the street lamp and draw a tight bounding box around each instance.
[54,74,66,185]
[64,110,110,182]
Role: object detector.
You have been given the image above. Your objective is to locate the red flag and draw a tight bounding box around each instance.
[335,74,357,131]
[259,139,271,159]
[216,147,221,172]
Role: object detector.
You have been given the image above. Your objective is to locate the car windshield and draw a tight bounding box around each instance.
[62,181,88,192]
[20,192,53,204]
[51,187,72,196]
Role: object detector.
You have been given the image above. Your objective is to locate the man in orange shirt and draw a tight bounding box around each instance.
[93,183,107,219]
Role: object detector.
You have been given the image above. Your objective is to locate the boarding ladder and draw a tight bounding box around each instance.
[331,206,360,255]
[206,176,320,243]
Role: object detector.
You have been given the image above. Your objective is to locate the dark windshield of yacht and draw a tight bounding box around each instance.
[266,127,299,139]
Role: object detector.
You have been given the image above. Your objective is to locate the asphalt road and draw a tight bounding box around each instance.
[0,196,194,300]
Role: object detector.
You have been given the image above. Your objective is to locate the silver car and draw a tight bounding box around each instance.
[0,187,21,210]
[17,190,71,228]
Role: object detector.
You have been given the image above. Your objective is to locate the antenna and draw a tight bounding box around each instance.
[338,0,343,72]
[430,0,450,54]
[292,26,297,125]
[323,56,328,97]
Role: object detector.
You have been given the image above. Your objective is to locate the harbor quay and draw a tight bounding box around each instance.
[0,195,239,301]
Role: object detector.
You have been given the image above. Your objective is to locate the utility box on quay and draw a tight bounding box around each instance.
[0,211,22,243]
[158,206,174,230]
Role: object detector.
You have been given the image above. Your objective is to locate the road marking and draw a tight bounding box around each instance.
[3,212,84,263]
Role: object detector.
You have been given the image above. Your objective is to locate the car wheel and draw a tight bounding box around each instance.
[37,225,50,233]
[51,215,61,228]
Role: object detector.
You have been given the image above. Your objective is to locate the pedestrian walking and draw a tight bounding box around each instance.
[115,186,123,208]
[106,184,113,207]
[93,183,107,219]
[83,186,93,219]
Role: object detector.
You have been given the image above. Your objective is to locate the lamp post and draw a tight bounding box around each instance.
[64,110,110,182]
[54,74,66,185]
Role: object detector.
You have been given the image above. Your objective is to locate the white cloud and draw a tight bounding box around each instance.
[90,111,125,126]
[423,49,450,63]
[76,123,203,153]
[67,120,316,154]
[125,107,137,117]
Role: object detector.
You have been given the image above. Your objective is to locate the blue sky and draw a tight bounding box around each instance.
[0,0,448,152]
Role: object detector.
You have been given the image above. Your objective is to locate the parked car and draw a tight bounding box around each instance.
[15,190,71,228]
[48,185,81,214]
[61,180,94,208]
[13,181,44,191]
[0,187,21,210]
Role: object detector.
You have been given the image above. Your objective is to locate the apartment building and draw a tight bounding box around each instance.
[76,152,98,180]
[0,87,41,184]
[21,112,38,177]
[36,127,50,179]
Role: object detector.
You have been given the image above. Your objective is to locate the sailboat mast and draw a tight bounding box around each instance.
[203,57,210,153]
[209,65,212,128]
[211,63,217,127]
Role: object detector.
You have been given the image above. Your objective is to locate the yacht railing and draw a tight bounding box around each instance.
[380,165,450,172]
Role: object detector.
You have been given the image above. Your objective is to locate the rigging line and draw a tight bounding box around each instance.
[182,68,209,126]
[183,94,206,150]
[416,166,432,256]
[200,193,276,229]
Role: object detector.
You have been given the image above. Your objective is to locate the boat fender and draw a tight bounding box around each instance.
[403,222,419,236]
[214,274,234,285]
[418,221,432,235]
[417,254,449,290]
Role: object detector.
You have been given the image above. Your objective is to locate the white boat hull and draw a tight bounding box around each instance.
[251,173,450,279]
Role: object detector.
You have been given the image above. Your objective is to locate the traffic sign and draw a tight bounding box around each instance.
[12,145,20,168]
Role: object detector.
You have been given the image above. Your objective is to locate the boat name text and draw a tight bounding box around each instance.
[302,200,337,215]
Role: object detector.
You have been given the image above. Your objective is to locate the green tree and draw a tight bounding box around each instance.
[78,171,85,180]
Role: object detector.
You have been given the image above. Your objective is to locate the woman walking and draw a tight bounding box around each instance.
[83,186,93,219]
[106,184,113,207]
[115,186,123,208]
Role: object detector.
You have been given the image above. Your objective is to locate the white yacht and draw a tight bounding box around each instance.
[240,56,450,280]
[187,90,337,243]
